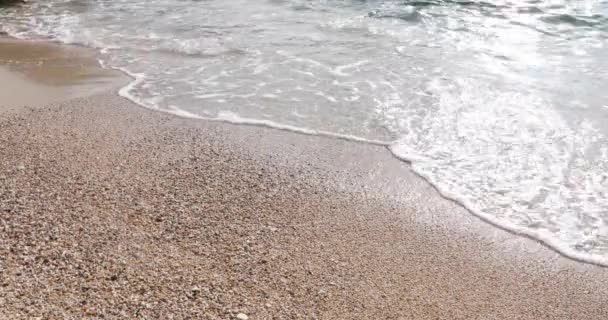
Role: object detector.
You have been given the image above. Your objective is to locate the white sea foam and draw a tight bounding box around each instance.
[108,63,390,146]
[389,76,608,266]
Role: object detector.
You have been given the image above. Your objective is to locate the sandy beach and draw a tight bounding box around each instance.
[1,38,608,319]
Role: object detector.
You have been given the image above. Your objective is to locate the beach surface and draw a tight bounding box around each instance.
[1,39,608,320]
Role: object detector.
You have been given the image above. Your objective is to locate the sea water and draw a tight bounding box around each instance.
[2,0,608,265]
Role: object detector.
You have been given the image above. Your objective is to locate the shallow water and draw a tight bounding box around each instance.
[2,0,608,264]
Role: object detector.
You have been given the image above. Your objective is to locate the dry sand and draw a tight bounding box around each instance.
[1,39,608,320]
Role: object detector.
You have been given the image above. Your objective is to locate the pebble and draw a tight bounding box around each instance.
[236,313,249,320]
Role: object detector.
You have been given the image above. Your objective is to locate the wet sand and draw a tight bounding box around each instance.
[0,38,124,113]
[1,39,608,319]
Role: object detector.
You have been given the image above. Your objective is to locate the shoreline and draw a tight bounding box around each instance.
[1,37,608,319]
[18,33,608,268]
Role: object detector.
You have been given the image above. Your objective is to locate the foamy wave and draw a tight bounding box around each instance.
[113,71,390,146]
[389,76,608,266]
[391,146,608,266]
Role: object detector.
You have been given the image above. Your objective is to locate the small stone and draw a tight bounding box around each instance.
[236,313,249,320]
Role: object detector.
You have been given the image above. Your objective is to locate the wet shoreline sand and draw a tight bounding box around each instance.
[1,38,608,319]
[0,37,126,114]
